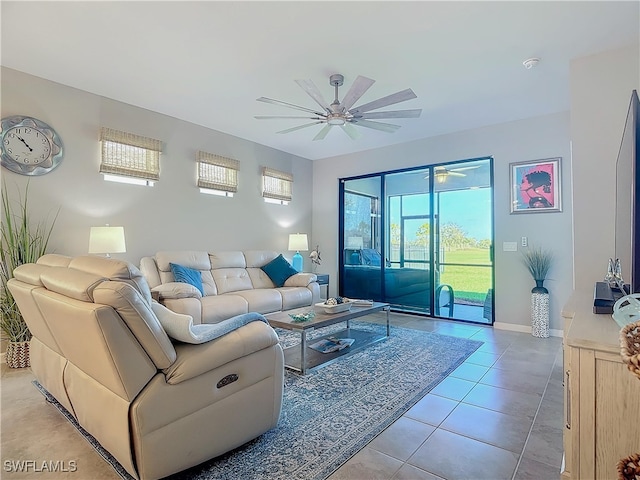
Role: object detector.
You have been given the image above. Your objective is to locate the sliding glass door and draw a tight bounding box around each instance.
[339,158,494,324]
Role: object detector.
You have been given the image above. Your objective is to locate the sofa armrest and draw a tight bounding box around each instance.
[151,282,202,300]
[162,321,280,384]
[284,273,316,287]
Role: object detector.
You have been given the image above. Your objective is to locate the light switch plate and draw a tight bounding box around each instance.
[503,241,518,252]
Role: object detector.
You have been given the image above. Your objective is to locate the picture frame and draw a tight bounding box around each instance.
[510,157,562,214]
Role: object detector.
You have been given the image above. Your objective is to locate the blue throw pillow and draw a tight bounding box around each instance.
[261,254,298,287]
[170,263,204,296]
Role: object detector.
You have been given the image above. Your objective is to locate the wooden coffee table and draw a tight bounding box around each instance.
[265,302,390,374]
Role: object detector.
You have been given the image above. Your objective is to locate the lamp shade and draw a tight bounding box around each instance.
[346,236,364,249]
[288,233,308,252]
[89,226,126,256]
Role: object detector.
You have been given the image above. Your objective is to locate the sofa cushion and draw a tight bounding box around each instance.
[151,282,202,300]
[170,263,205,296]
[261,254,297,287]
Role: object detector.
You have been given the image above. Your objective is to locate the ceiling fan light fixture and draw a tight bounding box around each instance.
[328,115,346,126]
[435,171,448,183]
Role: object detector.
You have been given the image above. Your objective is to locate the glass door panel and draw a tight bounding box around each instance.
[433,158,493,323]
[341,177,383,302]
[385,170,432,314]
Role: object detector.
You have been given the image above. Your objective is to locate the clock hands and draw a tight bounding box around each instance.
[15,135,33,152]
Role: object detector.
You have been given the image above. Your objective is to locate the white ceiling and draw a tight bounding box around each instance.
[2,1,638,161]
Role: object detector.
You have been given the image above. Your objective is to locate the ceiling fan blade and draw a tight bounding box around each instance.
[255,115,324,120]
[257,97,325,116]
[350,119,401,133]
[340,123,360,140]
[277,121,324,134]
[313,124,333,141]
[295,79,331,113]
[450,165,481,172]
[358,109,422,120]
[350,89,418,115]
[339,75,375,112]
[448,171,467,177]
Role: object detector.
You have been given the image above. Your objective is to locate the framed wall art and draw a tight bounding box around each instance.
[510,157,562,214]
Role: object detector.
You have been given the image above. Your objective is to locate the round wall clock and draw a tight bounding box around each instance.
[1,115,64,176]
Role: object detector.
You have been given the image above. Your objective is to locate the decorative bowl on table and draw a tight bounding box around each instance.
[315,297,353,314]
[288,310,316,323]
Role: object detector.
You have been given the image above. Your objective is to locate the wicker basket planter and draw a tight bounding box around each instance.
[620,321,640,381]
[5,340,30,369]
[617,452,640,480]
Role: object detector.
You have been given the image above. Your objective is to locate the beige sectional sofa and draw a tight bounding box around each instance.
[8,254,284,480]
[139,250,320,324]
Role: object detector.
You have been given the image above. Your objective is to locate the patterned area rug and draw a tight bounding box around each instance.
[35,322,482,480]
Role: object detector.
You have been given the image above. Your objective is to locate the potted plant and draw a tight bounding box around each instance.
[522,246,553,291]
[1,182,58,368]
[521,246,553,338]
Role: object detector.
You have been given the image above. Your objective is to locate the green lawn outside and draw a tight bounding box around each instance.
[439,248,492,304]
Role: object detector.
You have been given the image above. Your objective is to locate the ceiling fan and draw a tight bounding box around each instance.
[255,74,421,141]
[426,165,481,183]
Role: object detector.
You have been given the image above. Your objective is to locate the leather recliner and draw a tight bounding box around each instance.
[8,254,284,480]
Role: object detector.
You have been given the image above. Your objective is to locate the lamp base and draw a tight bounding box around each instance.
[292,252,303,272]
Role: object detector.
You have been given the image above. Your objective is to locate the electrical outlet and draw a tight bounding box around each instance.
[521,236,528,247]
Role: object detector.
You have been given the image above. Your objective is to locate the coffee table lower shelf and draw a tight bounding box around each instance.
[283,327,387,374]
[266,302,390,375]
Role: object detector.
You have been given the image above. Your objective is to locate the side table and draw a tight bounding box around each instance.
[314,273,329,300]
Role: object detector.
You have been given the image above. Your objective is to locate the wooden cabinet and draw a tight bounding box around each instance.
[562,291,640,480]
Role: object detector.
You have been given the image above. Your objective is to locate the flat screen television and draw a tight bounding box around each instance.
[614,89,640,294]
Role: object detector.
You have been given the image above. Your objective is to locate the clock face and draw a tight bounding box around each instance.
[1,116,63,176]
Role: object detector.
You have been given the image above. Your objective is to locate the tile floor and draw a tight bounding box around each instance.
[1,313,564,480]
[328,313,564,480]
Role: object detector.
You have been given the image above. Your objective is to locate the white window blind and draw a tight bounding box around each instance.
[197,151,239,193]
[262,167,293,202]
[99,128,162,181]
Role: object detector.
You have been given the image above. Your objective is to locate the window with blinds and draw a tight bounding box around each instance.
[197,151,239,196]
[99,128,162,184]
[262,167,293,204]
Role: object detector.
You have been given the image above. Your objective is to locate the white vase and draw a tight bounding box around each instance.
[531,280,550,338]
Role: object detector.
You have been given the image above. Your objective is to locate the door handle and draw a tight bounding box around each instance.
[565,370,571,430]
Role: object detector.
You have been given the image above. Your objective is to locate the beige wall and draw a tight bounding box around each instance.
[570,44,640,293]
[312,113,574,332]
[1,68,314,267]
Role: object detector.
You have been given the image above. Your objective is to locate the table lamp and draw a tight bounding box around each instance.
[89,225,126,258]
[288,233,308,272]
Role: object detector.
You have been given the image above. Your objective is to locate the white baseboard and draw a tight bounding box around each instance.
[494,322,562,338]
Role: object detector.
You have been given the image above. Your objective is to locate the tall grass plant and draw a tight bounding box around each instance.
[1,181,58,342]
[521,246,553,281]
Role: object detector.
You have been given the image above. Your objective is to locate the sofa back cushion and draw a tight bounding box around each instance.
[68,256,153,304]
[243,250,278,268]
[93,281,176,369]
[155,251,217,295]
[212,268,254,294]
[209,251,247,269]
[33,286,158,401]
